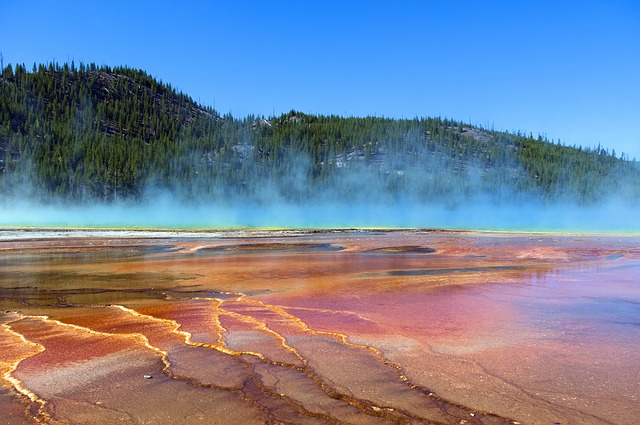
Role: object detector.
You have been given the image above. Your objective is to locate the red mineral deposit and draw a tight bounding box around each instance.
[1,231,639,424]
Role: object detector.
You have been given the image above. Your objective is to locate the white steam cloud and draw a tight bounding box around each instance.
[1,136,639,233]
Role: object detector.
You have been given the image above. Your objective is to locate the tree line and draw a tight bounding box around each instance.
[1,62,638,206]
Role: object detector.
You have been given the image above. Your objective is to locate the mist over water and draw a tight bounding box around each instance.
[1,196,639,233]
[2,138,639,233]
[3,61,639,233]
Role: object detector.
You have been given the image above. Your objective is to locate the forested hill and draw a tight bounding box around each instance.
[1,62,638,206]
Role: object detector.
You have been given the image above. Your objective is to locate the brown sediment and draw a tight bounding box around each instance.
[1,231,639,424]
[196,242,345,253]
[365,245,437,253]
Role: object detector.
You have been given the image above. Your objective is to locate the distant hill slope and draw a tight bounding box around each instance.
[1,62,638,205]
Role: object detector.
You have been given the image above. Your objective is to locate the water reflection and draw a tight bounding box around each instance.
[0,243,178,267]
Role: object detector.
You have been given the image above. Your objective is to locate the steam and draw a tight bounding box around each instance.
[1,196,639,233]
[2,127,640,233]
[2,158,639,234]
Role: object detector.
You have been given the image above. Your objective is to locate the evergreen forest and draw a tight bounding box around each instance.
[1,62,639,207]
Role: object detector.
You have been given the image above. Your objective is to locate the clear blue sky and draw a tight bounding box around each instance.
[2,0,640,159]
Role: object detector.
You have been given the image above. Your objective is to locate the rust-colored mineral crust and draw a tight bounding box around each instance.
[1,231,639,424]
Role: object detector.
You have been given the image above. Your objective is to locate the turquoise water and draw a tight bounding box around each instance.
[1,201,639,233]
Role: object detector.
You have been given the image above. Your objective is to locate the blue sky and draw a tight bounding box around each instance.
[2,0,640,159]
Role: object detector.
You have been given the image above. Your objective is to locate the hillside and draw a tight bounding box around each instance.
[1,62,638,206]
